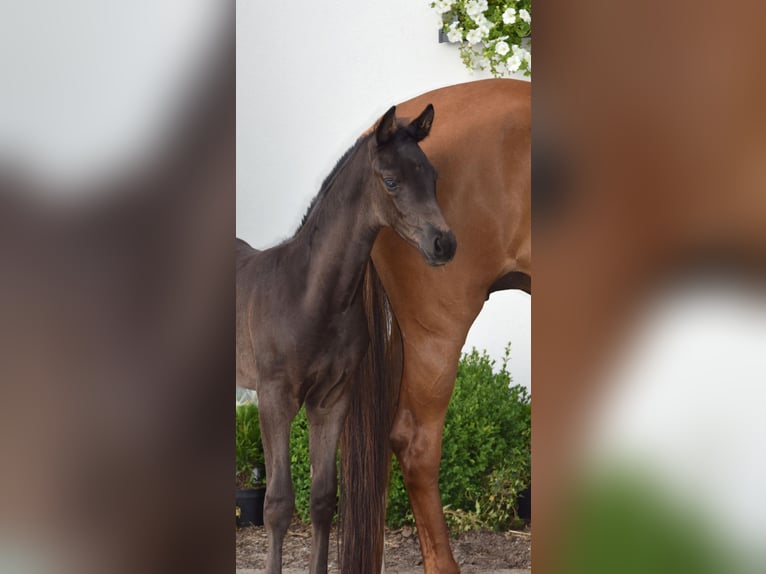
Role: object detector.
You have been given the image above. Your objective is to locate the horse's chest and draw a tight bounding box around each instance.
[317,309,368,361]
[307,308,367,374]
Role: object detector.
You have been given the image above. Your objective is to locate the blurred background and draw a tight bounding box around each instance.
[1,2,234,573]
[533,2,766,572]
[3,2,766,574]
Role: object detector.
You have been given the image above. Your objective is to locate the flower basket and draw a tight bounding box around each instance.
[431,0,531,77]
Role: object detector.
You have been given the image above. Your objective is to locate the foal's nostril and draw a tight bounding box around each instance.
[431,231,456,263]
[434,234,444,256]
[423,228,456,265]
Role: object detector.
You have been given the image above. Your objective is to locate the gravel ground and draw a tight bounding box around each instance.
[236,519,531,573]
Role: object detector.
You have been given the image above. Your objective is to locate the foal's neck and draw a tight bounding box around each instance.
[295,138,380,312]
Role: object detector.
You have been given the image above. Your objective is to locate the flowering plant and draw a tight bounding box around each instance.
[431,0,531,77]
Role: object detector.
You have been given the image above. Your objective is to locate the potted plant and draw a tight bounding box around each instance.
[236,403,266,527]
[431,0,531,77]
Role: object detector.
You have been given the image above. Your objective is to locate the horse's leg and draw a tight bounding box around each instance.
[390,338,463,574]
[305,388,351,574]
[258,385,301,574]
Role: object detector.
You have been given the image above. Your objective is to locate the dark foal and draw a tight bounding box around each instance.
[236,104,456,574]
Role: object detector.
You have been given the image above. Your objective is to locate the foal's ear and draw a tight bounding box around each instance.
[376,105,398,146]
[409,104,434,142]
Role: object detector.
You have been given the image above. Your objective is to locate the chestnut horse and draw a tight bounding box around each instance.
[340,79,530,573]
[237,105,456,574]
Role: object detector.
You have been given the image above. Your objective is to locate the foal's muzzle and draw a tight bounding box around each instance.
[423,227,456,266]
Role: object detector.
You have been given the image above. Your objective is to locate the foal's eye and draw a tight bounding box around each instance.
[383,177,398,191]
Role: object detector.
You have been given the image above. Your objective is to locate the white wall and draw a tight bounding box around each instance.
[236,0,530,389]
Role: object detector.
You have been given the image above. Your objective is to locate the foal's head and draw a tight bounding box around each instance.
[369,105,456,266]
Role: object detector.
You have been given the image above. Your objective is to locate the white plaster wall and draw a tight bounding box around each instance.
[236,0,530,388]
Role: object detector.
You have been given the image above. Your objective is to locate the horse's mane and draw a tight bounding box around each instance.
[296,132,373,234]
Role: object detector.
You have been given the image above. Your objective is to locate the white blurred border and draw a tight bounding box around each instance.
[586,279,766,560]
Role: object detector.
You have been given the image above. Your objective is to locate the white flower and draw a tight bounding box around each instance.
[431,0,454,14]
[471,13,493,39]
[510,45,531,69]
[506,53,522,72]
[495,40,510,56]
[473,13,491,29]
[475,54,490,70]
[446,21,463,43]
[519,8,531,23]
[502,7,516,25]
[479,24,491,39]
[465,0,488,21]
[465,28,484,45]
[522,48,531,66]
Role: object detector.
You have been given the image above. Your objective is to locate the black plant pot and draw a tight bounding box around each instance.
[236,488,265,527]
[516,485,531,524]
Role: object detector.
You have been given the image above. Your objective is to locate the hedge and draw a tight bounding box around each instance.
[235,344,531,531]
[386,345,530,531]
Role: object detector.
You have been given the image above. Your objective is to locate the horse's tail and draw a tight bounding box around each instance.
[339,260,402,574]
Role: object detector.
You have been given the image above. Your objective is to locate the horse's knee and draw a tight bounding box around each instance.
[391,423,440,484]
[310,491,336,524]
[264,490,295,530]
[390,408,421,462]
[309,473,337,523]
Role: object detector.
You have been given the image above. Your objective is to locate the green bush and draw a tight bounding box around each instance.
[289,407,312,522]
[235,404,265,488]
[233,400,316,520]
[387,345,531,532]
[386,455,414,525]
[248,345,531,532]
[234,402,313,519]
